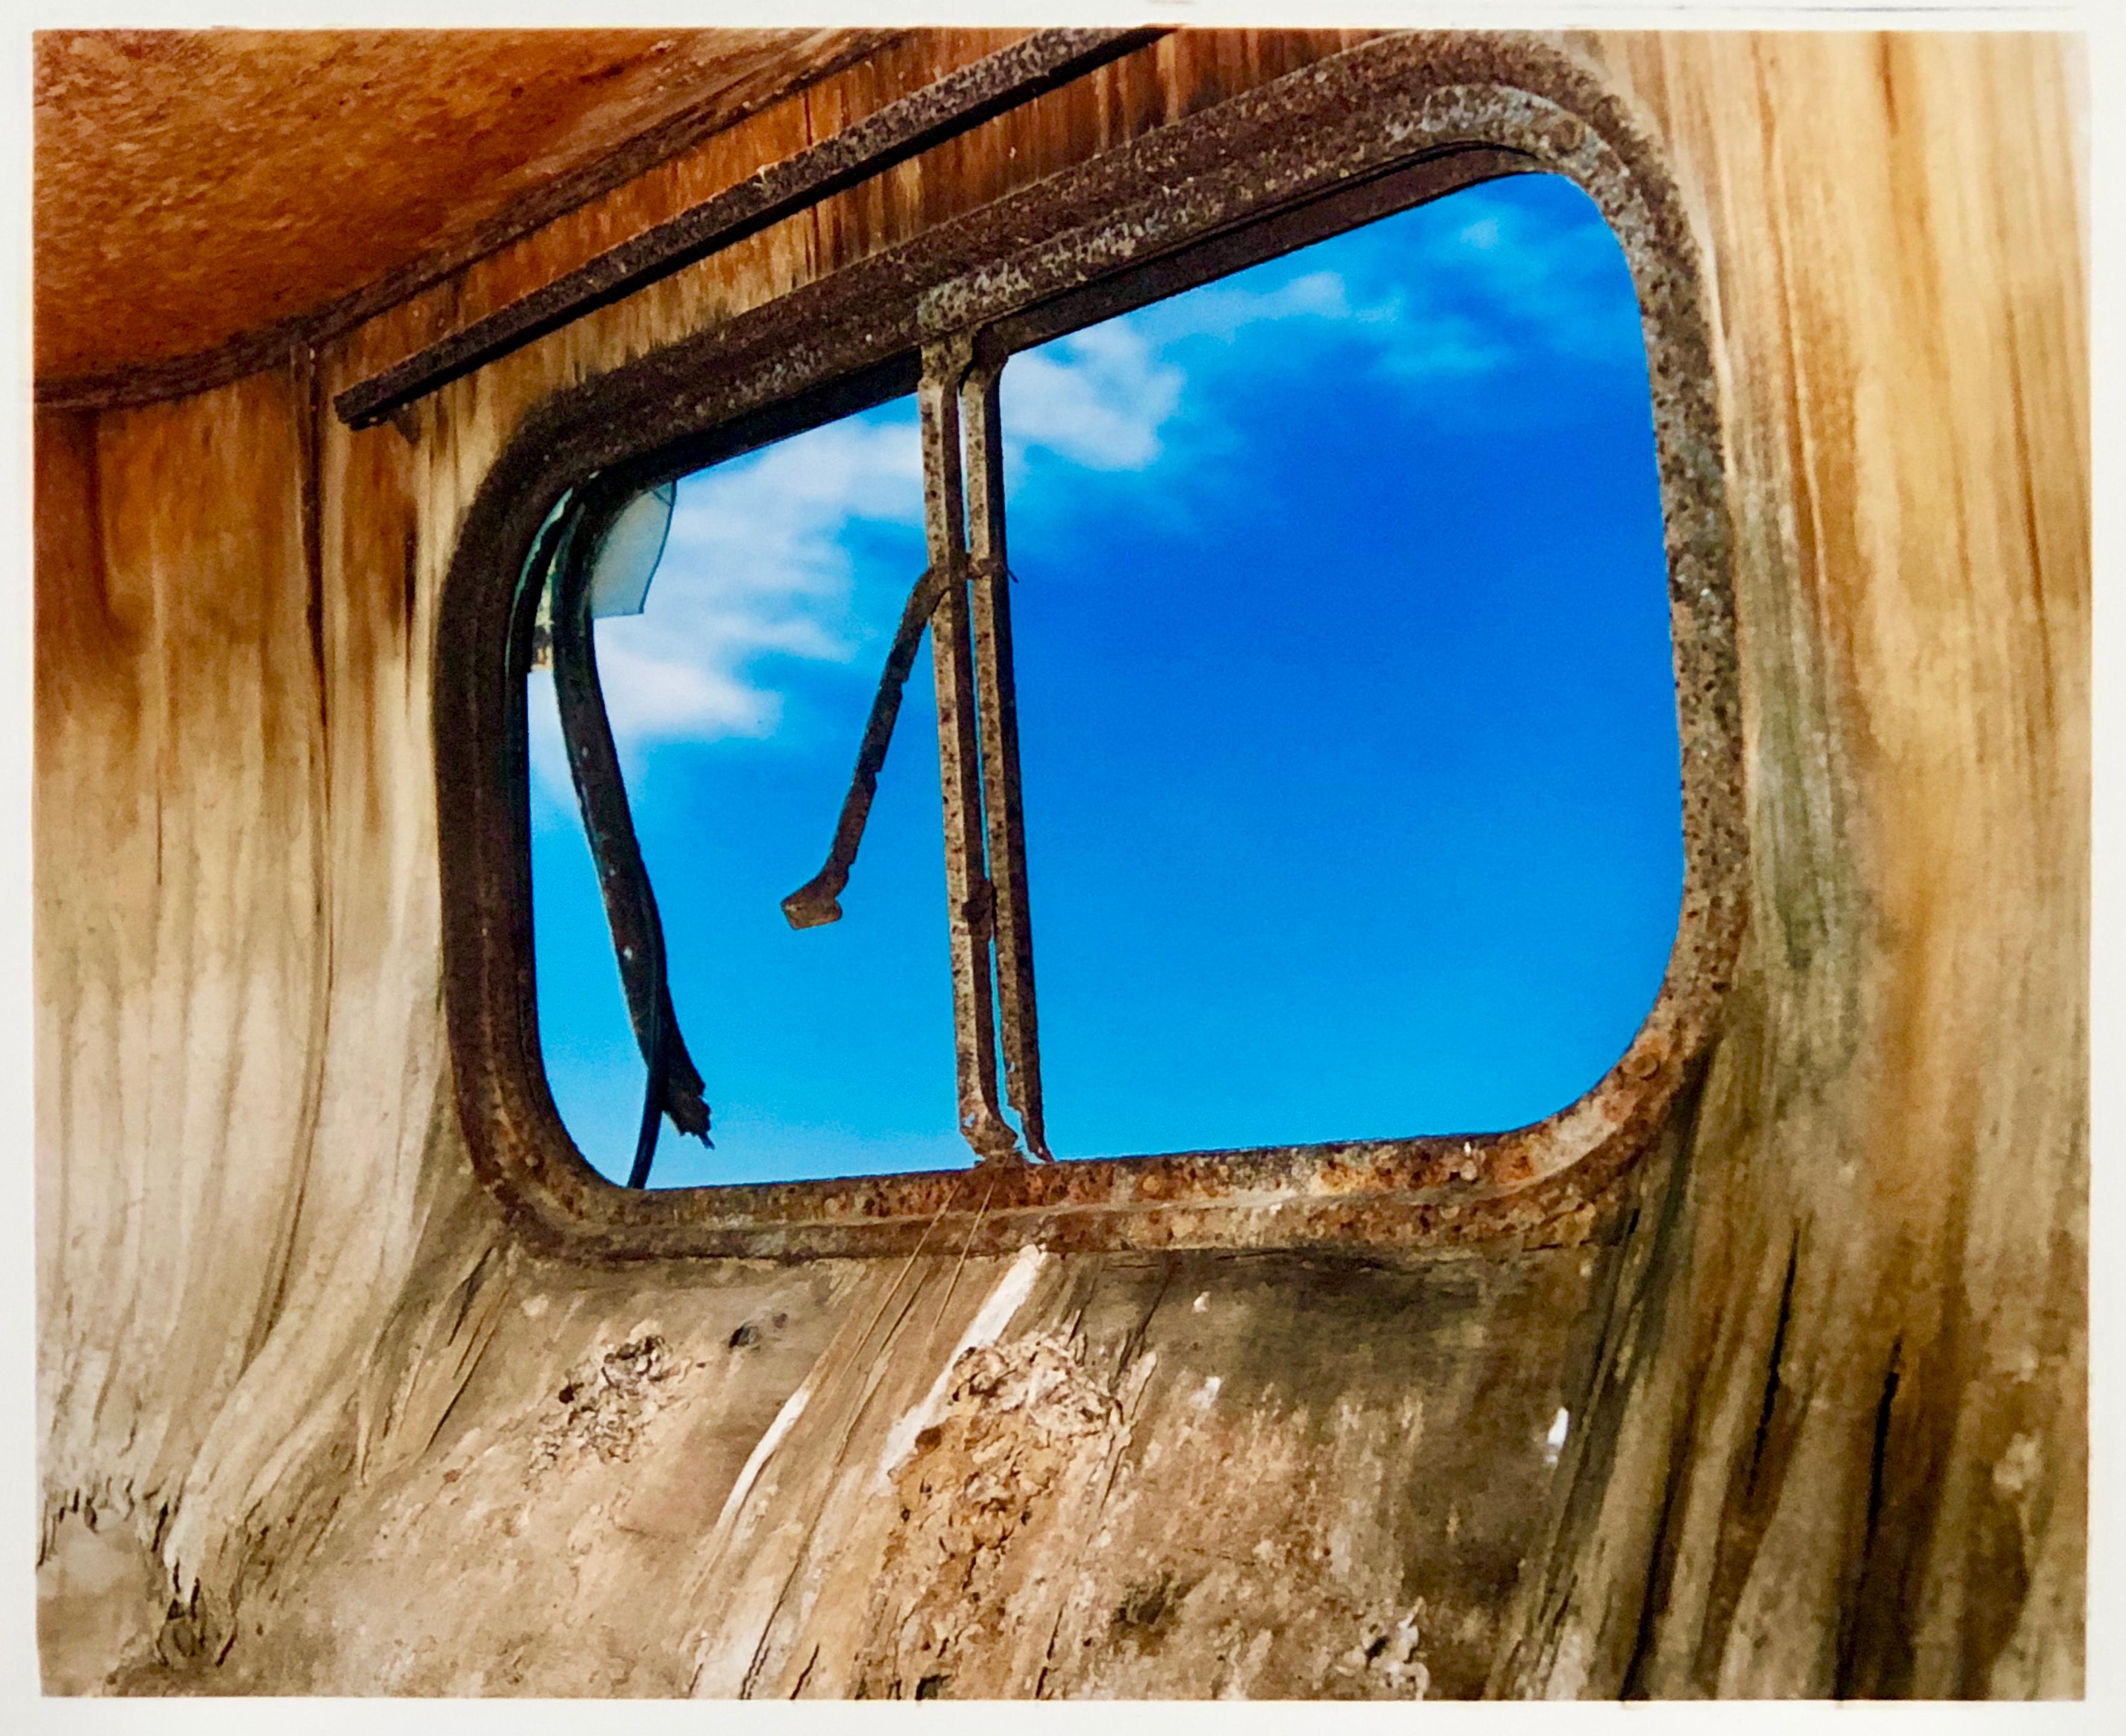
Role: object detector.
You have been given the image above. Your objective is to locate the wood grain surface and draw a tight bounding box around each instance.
[33,28,2086,1697]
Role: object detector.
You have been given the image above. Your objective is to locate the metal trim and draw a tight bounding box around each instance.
[544,485,714,1182]
[333,28,1166,430]
[434,31,1746,1264]
[917,335,1022,1164]
[961,357,1050,1162]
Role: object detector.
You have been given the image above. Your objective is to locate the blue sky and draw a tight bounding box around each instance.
[526,172,1682,1188]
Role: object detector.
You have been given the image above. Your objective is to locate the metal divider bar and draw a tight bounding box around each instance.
[920,337,1021,1164]
[962,358,1051,1160]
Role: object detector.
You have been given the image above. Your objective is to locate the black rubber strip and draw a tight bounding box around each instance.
[545,494,713,1179]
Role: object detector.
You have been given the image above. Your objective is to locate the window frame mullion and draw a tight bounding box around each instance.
[920,336,1021,1164]
[962,355,1050,1161]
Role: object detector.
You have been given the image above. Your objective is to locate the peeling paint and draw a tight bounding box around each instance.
[875,1245,1047,1491]
[528,1333,686,1472]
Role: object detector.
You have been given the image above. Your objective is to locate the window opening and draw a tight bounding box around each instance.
[1002,173,1681,1156]
[528,172,1682,1188]
[528,405,965,1188]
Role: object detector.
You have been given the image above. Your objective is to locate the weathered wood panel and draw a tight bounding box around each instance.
[34,29,2084,1698]
[1490,31,2087,1699]
[36,378,328,1561]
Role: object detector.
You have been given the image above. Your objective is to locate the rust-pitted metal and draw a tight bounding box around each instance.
[779,562,950,932]
[434,30,1746,1263]
[920,337,1022,1166]
[962,359,1050,1161]
[332,28,1168,432]
[780,349,1047,1165]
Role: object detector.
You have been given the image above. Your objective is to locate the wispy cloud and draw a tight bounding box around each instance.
[527,414,925,796]
[1137,267,1360,346]
[1158,179,1640,395]
[999,179,1642,490]
[529,174,1643,792]
[1002,321,1183,471]
[1358,180,1646,376]
[1000,269,1371,477]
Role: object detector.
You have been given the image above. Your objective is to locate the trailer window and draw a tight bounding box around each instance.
[527,174,1681,1188]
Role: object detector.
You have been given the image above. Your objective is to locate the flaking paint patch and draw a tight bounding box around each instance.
[853,1324,1132,1697]
[528,1332,686,1472]
[873,1244,1047,1493]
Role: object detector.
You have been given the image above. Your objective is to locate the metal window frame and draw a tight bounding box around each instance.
[435,32,1746,1264]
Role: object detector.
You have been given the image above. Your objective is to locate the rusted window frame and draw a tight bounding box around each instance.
[435,33,1745,1263]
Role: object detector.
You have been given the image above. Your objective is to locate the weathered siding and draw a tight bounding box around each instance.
[34,29,2085,1697]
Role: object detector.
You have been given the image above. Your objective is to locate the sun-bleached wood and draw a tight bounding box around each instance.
[34,29,2084,1697]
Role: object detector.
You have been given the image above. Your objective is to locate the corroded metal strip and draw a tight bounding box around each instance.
[335,27,1166,430]
[920,338,1021,1165]
[780,358,1048,1159]
[963,360,1050,1161]
[975,146,1533,367]
[492,1046,1708,1265]
[547,490,714,1174]
[779,562,950,931]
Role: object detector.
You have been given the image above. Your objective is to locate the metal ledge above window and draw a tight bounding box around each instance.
[435,32,1745,1264]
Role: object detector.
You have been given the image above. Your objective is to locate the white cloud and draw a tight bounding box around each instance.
[996,188,1642,492]
[1364,295,1518,381]
[1137,267,1359,346]
[527,412,924,800]
[527,179,1645,790]
[1117,183,1640,400]
[1002,321,1183,471]
[1393,186,1645,368]
[1001,268,1373,476]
